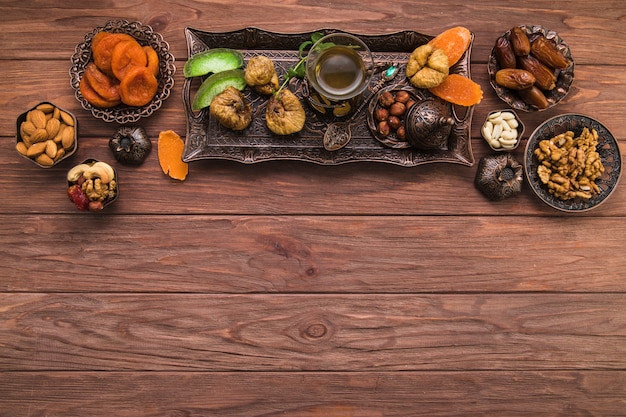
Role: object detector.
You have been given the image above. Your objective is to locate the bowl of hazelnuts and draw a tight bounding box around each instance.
[367,86,418,149]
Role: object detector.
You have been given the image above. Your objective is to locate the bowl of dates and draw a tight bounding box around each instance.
[70,19,176,124]
[488,25,574,112]
[524,114,621,212]
[16,101,77,168]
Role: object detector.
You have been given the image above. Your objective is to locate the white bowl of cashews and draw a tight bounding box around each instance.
[481,109,525,151]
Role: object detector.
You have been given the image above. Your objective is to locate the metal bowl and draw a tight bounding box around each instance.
[488,25,574,112]
[67,159,119,212]
[481,109,525,152]
[69,19,176,124]
[16,101,78,168]
[524,114,621,212]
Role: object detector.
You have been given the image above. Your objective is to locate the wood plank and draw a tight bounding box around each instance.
[1,215,625,293]
[2,293,625,371]
[1,1,625,66]
[1,371,624,416]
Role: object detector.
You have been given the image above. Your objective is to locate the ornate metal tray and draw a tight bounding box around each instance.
[182,27,475,167]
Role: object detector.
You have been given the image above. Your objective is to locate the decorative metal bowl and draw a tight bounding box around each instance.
[69,19,176,123]
[488,25,574,112]
[16,101,78,168]
[524,114,621,212]
[481,109,525,152]
[67,159,119,212]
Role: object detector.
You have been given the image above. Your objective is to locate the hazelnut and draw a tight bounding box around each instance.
[374,107,389,122]
[377,120,391,137]
[395,90,411,103]
[388,115,401,130]
[389,102,406,117]
[396,125,406,140]
[379,91,395,108]
[406,100,416,110]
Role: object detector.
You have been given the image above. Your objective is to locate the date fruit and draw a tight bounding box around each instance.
[494,36,516,69]
[510,26,531,56]
[517,54,556,91]
[495,68,536,90]
[518,86,549,110]
[530,35,569,70]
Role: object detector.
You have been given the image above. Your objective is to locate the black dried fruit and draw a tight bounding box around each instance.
[109,126,152,165]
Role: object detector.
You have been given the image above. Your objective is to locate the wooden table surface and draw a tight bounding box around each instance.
[2,1,626,415]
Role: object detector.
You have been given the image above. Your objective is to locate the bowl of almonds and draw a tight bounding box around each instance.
[16,101,77,168]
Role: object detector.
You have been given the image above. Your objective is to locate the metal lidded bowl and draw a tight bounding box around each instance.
[69,19,176,124]
[16,101,78,168]
[488,25,574,112]
[524,113,621,212]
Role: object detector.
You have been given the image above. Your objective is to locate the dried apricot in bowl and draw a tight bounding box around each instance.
[428,26,472,66]
[119,66,159,107]
[429,74,483,107]
[158,130,188,181]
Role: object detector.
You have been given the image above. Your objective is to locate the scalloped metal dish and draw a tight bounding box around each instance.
[182,27,475,167]
[524,114,622,212]
[69,19,176,124]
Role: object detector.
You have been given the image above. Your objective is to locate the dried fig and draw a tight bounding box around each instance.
[245,55,279,95]
[266,89,306,135]
[209,86,253,131]
[405,44,449,89]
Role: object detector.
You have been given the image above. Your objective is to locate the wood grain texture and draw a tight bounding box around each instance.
[2,1,626,416]
[1,215,625,293]
[1,371,625,416]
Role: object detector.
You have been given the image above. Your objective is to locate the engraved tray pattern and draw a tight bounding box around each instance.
[182,27,475,167]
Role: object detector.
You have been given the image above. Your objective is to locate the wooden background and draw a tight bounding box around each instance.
[1,1,625,415]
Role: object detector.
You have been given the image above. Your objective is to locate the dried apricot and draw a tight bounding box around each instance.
[84,62,121,103]
[111,39,148,81]
[428,26,472,66]
[119,65,158,107]
[92,32,136,76]
[79,75,121,108]
[157,130,188,181]
[143,45,160,76]
[428,74,483,107]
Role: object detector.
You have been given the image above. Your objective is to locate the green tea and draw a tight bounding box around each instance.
[314,45,365,98]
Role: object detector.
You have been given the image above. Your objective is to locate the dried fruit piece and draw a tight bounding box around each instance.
[405,44,449,88]
[67,184,90,211]
[111,39,148,81]
[143,45,160,76]
[517,54,556,90]
[119,66,159,107]
[510,26,531,56]
[80,75,121,108]
[428,26,472,66]
[84,62,121,102]
[244,55,279,95]
[494,35,516,69]
[265,89,306,135]
[210,86,252,131]
[158,130,189,181]
[191,68,247,111]
[92,32,136,76]
[183,48,244,78]
[530,35,570,70]
[518,86,549,109]
[495,68,536,90]
[428,74,483,107]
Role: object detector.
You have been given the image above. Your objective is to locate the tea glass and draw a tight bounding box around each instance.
[305,33,374,117]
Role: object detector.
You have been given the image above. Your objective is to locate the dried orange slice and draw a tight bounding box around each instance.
[158,130,188,181]
[428,26,472,66]
[429,74,483,107]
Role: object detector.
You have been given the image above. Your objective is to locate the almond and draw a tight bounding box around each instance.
[36,103,55,113]
[46,118,61,138]
[45,139,57,159]
[30,109,47,129]
[21,120,36,136]
[60,110,75,127]
[16,141,29,156]
[54,147,66,161]
[31,128,49,143]
[61,126,75,149]
[26,141,47,157]
[35,153,54,167]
